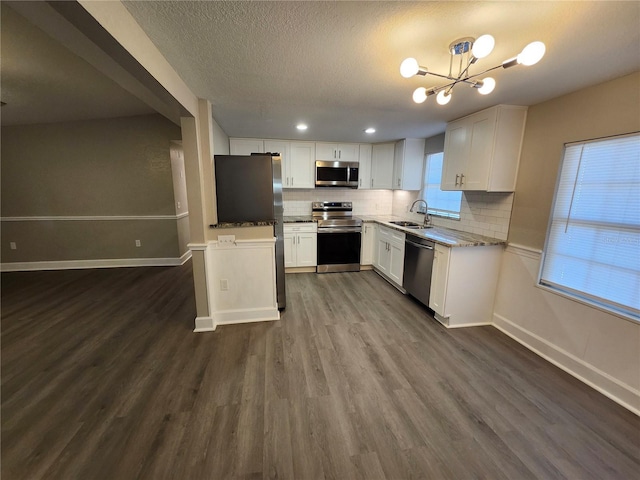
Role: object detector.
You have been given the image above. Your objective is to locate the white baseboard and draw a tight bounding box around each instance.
[193,316,216,332]
[193,307,280,333]
[1,251,192,272]
[213,307,280,326]
[493,313,640,416]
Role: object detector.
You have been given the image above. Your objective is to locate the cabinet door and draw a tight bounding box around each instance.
[462,108,497,191]
[388,240,405,286]
[441,121,467,190]
[289,142,316,188]
[230,138,264,155]
[265,140,292,187]
[375,227,390,273]
[371,143,394,189]
[393,141,404,189]
[358,144,372,189]
[429,244,450,315]
[296,233,317,267]
[360,223,376,265]
[376,237,390,273]
[400,138,426,191]
[316,142,337,160]
[337,144,359,161]
[283,233,296,268]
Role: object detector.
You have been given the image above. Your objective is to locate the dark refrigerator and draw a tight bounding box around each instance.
[214,154,286,310]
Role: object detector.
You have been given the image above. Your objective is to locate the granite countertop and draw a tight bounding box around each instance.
[360,215,505,248]
[210,220,276,228]
[283,216,316,223]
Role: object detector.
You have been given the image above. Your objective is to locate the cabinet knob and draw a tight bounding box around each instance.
[455,174,459,186]
[460,173,464,186]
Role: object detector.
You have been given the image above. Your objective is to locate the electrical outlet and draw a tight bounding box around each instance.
[218,235,236,245]
[10,242,16,250]
[220,279,229,291]
[176,201,181,209]
[135,239,142,247]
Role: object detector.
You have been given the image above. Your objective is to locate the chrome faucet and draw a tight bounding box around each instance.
[410,199,432,228]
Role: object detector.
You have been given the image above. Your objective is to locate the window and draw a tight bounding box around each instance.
[539,133,640,320]
[421,152,462,219]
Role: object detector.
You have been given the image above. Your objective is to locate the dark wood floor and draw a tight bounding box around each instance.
[2,261,639,479]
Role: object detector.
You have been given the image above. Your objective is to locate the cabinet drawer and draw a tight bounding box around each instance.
[284,223,317,233]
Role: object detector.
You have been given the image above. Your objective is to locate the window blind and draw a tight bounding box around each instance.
[540,133,640,320]
[422,152,462,218]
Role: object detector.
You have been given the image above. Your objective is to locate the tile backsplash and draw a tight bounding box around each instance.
[393,190,513,240]
[283,188,513,240]
[283,189,393,216]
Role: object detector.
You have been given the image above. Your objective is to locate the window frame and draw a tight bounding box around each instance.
[537,132,640,323]
[421,152,462,220]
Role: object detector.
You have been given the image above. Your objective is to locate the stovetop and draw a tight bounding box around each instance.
[312,201,362,228]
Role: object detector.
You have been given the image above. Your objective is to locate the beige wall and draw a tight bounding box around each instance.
[509,71,640,249]
[212,115,229,155]
[494,72,640,413]
[1,114,186,264]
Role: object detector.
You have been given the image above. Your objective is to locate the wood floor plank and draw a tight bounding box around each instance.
[2,265,638,479]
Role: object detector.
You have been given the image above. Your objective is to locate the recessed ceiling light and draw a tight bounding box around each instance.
[296,124,308,131]
[365,127,376,134]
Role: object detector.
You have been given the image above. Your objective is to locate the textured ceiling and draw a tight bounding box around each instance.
[122,1,640,142]
[3,2,639,140]
[0,3,154,126]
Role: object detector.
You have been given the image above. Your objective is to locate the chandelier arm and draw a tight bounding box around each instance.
[462,64,503,81]
[424,71,461,82]
[425,60,498,87]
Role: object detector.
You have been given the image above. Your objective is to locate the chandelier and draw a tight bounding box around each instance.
[400,35,545,105]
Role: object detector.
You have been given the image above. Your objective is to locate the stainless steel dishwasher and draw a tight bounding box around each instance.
[403,236,435,307]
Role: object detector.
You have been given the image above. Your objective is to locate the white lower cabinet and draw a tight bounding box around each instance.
[374,225,405,287]
[284,223,317,268]
[429,243,503,327]
[360,222,377,265]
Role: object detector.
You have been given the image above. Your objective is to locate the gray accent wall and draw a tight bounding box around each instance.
[1,114,186,266]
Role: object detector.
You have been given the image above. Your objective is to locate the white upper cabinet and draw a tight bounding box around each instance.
[441,105,527,192]
[316,143,359,161]
[229,138,264,155]
[288,142,316,189]
[393,138,425,190]
[358,144,372,189]
[371,143,395,189]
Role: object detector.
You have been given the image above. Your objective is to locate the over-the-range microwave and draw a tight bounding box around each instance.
[315,161,359,188]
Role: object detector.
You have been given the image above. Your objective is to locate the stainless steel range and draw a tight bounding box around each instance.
[312,201,362,273]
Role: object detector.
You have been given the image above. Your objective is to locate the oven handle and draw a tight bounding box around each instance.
[317,227,362,234]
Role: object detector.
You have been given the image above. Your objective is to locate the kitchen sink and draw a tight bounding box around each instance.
[389,220,422,229]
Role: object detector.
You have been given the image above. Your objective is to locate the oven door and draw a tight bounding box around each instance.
[316,228,362,273]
